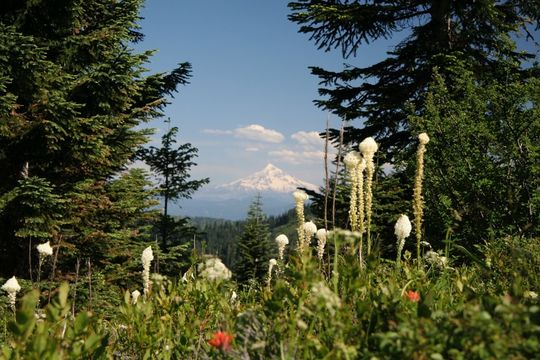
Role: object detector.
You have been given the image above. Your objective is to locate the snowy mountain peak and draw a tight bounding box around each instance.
[217,164,317,193]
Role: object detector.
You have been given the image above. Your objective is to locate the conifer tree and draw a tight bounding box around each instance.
[234,195,274,285]
[0,0,194,276]
[137,119,209,247]
[288,0,540,158]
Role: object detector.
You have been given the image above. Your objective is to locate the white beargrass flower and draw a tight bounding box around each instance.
[394,214,412,240]
[267,258,278,286]
[418,132,430,145]
[293,190,308,254]
[293,189,308,203]
[414,132,429,265]
[141,246,154,296]
[303,221,317,248]
[36,241,54,283]
[275,234,289,261]
[394,214,412,267]
[359,137,378,156]
[359,137,378,255]
[198,257,232,281]
[316,229,328,261]
[304,221,317,237]
[131,290,141,304]
[37,241,53,257]
[2,276,21,311]
[343,151,360,169]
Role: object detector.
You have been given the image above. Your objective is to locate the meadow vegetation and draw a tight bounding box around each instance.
[1,0,539,358]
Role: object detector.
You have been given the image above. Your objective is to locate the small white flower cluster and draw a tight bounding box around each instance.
[394,214,412,267]
[2,276,21,311]
[37,241,53,257]
[425,250,448,269]
[198,257,232,281]
[310,281,342,316]
[523,290,538,299]
[141,246,154,296]
[275,234,289,261]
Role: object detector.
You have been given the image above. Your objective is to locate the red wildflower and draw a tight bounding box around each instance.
[405,290,420,302]
[208,331,233,351]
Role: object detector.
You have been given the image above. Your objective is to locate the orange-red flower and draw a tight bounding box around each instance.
[405,290,420,302]
[208,331,233,351]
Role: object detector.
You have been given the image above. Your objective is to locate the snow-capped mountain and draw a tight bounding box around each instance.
[174,164,318,220]
[216,163,317,193]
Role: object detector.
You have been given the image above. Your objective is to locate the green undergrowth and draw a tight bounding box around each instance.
[1,235,539,359]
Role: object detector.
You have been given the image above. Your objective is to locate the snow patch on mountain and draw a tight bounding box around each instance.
[216,163,318,193]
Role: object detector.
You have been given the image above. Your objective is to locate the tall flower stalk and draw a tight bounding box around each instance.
[394,214,412,268]
[275,234,289,261]
[413,133,429,264]
[141,246,154,297]
[293,190,308,253]
[343,151,360,231]
[356,157,366,263]
[267,258,277,287]
[359,137,378,255]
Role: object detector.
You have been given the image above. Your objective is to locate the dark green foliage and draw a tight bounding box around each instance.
[234,195,274,284]
[288,0,539,158]
[0,0,193,278]
[408,59,540,244]
[192,217,244,267]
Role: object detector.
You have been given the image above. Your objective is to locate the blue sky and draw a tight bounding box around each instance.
[134,1,539,190]
[133,0,396,187]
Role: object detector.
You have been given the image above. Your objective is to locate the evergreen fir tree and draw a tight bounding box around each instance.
[288,0,539,159]
[137,118,209,247]
[0,0,194,277]
[234,195,274,285]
